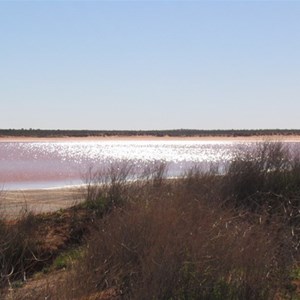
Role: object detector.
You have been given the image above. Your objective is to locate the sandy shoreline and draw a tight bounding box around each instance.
[0,187,85,219]
[1,135,300,142]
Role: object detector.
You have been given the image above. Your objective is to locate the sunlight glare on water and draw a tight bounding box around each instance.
[0,140,246,189]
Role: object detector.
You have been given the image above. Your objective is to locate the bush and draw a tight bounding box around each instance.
[81,162,134,218]
[0,211,44,291]
[58,177,291,300]
[223,142,300,216]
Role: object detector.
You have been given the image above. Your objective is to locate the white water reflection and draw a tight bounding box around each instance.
[0,140,283,190]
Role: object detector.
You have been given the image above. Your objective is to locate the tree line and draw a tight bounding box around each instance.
[1,128,300,138]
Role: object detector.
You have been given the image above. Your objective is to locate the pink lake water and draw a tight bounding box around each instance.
[0,140,297,190]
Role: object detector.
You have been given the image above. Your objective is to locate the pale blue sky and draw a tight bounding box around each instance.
[1,1,300,130]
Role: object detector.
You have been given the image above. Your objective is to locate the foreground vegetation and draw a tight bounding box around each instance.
[1,142,300,299]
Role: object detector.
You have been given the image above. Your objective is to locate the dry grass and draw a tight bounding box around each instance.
[51,157,294,299]
[56,194,289,299]
[0,209,42,293]
[1,143,300,299]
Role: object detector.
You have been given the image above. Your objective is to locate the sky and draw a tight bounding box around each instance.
[1,1,300,131]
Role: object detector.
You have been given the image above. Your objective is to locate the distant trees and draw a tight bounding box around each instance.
[0,128,300,138]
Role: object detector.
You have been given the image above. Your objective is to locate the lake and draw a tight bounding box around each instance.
[0,139,298,190]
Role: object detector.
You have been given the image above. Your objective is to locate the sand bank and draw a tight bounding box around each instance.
[1,135,300,143]
[0,187,84,219]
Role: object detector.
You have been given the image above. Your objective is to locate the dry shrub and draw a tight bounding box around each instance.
[182,165,223,204]
[223,142,300,208]
[81,161,169,219]
[80,161,134,218]
[139,161,168,186]
[59,184,291,300]
[222,142,300,251]
[0,210,45,293]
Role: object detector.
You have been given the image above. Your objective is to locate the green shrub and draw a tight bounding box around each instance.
[52,248,82,270]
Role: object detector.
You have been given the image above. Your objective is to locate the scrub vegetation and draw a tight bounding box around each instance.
[1,128,300,138]
[1,142,300,299]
